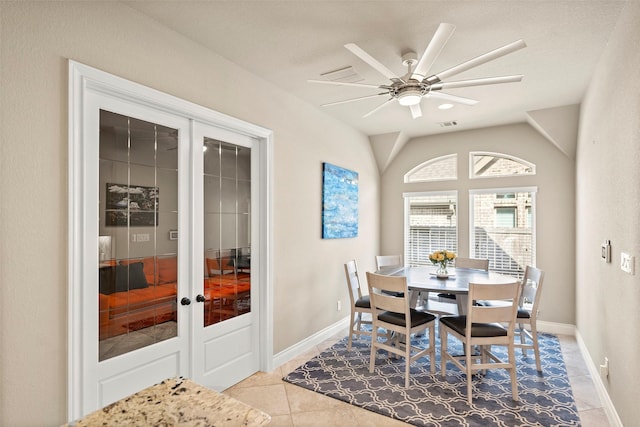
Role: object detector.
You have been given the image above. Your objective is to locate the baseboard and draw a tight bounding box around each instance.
[537,320,576,336]
[575,330,623,427]
[540,321,623,426]
[272,316,349,369]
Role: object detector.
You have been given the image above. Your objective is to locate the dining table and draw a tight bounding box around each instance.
[375,265,520,314]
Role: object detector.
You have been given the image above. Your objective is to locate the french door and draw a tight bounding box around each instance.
[68,61,272,421]
[192,122,260,389]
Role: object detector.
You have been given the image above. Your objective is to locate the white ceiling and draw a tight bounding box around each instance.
[124,0,626,139]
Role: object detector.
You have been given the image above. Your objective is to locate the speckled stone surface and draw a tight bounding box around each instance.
[68,377,271,426]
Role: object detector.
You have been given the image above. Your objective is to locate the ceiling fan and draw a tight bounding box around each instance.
[309,23,526,119]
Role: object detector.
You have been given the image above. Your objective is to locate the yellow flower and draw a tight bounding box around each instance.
[429,249,457,266]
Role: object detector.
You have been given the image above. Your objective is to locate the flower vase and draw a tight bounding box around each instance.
[436,264,449,278]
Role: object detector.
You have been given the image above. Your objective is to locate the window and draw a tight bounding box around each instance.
[470,152,535,179]
[495,207,516,227]
[404,192,457,266]
[402,152,538,278]
[405,154,457,183]
[470,188,536,278]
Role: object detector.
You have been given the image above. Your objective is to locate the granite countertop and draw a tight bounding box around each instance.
[68,377,270,426]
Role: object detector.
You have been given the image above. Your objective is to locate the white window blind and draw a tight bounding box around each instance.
[404,192,457,266]
[470,187,536,278]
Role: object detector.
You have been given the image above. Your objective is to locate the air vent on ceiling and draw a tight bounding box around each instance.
[320,66,363,83]
[438,121,458,127]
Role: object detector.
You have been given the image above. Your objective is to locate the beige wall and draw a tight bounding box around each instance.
[576,1,640,425]
[380,123,576,325]
[0,2,379,425]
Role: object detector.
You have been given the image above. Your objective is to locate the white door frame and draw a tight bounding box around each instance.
[67,60,273,422]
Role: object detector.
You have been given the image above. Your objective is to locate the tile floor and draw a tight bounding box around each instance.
[224,332,610,427]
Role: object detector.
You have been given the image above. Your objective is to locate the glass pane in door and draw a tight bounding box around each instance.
[203,139,251,327]
[98,110,178,361]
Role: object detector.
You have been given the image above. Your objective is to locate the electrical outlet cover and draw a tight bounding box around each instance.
[621,252,634,274]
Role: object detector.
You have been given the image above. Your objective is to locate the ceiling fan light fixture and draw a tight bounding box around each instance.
[397,89,422,106]
[312,26,525,120]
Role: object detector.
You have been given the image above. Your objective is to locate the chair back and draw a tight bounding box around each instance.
[455,257,489,271]
[366,272,409,316]
[467,281,520,329]
[520,266,545,314]
[205,249,235,276]
[366,271,437,385]
[375,255,403,270]
[344,260,364,306]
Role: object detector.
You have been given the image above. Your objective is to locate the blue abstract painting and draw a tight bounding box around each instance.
[322,163,358,239]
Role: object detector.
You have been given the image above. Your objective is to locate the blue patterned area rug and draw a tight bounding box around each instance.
[283,331,580,426]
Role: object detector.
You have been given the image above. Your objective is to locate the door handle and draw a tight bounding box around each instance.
[196,294,206,303]
[180,297,191,306]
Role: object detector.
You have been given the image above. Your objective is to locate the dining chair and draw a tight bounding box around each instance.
[375,255,405,297]
[344,260,373,351]
[439,279,521,404]
[514,265,545,372]
[375,254,403,270]
[455,257,490,271]
[366,272,436,388]
[205,249,235,276]
[475,265,546,371]
[436,257,490,306]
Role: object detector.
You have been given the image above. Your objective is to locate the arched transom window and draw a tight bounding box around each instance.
[404,154,457,183]
[470,152,535,179]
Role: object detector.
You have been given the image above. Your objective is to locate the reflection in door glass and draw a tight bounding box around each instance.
[203,138,251,327]
[98,110,178,361]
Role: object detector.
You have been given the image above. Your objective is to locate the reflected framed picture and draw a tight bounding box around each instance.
[322,162,358,239]
[105,183,159,226]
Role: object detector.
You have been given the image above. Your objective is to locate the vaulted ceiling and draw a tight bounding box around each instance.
[124,0,625,160]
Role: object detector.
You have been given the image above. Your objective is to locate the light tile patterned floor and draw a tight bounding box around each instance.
[224,332,610,427]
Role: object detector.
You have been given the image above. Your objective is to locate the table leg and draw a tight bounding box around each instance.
[409,290,420,308]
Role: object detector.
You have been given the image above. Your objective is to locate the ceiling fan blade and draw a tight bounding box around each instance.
[307,79,385,89]
[409,104,423,119]
[363,98,395,118]
[427,91,478,106]
[411,23,456,81]
[430,75,523,90]
[426,39,526,84]
[321,93,386,107]
[344,43,402,82]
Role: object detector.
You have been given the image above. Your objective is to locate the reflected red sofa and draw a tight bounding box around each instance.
[99,256,177,340]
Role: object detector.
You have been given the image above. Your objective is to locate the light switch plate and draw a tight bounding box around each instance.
[621,252,635,274]
[131,233,150,243]
[601,240,611,263]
